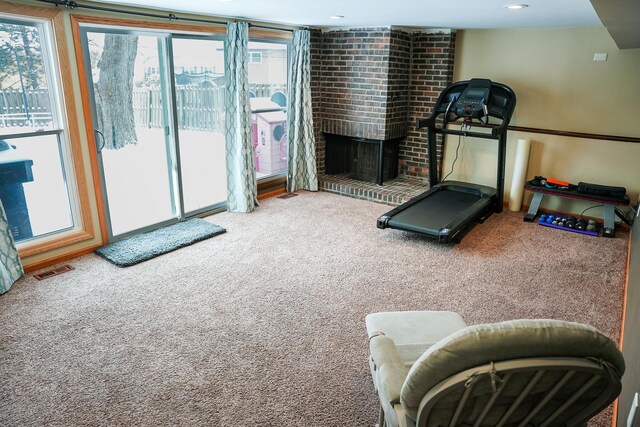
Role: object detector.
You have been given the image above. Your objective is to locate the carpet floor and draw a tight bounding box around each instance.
[0,191,628,426]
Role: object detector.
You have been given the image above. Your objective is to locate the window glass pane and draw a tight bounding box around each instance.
[0,16,76,245]
[0,20,55,133]
[0,133,73,242]
[86,32,177,237]
[249,51,262,64]
[172,37,227,214]
[247,41,288,179]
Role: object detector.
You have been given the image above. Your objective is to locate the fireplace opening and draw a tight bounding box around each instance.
[324,133,401,185]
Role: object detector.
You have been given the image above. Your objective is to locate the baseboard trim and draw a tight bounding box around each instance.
[258,188,287,200]
[612,225,634,427]
[23,244,101,273]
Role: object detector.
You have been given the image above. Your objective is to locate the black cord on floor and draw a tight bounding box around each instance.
[580,204,603,219]
[441,125,464,182]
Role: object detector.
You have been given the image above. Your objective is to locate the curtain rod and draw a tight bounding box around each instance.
[34,0,295,32]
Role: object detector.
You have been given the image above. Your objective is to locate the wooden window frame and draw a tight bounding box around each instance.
[0,1,94,258]
[69,14,228,243]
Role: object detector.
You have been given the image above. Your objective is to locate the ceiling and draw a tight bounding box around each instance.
[87,0,639,48]
[89,0,603,30]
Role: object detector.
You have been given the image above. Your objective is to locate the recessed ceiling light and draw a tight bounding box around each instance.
[503,3,529,9]
[329,15,345,20]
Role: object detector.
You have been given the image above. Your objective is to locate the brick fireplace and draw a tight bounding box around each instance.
[310,28,456,204]
[324,133,402,185]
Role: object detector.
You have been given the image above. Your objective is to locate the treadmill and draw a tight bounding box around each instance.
[377,78,517,243]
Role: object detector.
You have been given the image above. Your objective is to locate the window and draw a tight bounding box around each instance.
[80,27,227,240]
[0,12,89,251]
[247,41,288,179]
[248,51,262,64]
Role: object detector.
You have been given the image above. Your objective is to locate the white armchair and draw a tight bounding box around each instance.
[365,311,625,427]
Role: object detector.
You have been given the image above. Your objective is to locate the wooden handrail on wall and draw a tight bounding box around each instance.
[466,122,640,143]
[506,125,640,144]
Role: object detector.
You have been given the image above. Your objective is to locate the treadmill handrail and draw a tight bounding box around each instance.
[416,119,509,138]
[435,127,502,140]
[417,79,516,211]
[416,80,516,131]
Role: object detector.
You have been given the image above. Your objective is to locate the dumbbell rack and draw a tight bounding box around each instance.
[538,214,600,237]
[524,182,630,238]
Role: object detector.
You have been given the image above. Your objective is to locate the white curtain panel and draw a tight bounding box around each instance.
[0,199,23,294]
[224,22,258,213]
[286,29,318,193]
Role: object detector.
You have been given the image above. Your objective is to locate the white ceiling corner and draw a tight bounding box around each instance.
[88,0,604,30]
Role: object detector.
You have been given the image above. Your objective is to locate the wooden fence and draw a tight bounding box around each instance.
[133,85,227,132]
[1,83,286,131]
[0,88,53,128]
[133,83,286,131]
[249,83,286,98]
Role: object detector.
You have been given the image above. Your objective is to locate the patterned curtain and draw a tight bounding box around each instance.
[1,199,23,294]
[224,22,258,212]
[286,29,318,193]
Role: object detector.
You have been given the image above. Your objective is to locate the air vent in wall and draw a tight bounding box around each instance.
[33,264,75,281]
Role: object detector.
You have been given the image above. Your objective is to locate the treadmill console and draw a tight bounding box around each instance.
[433,78,516,125]
[455,78,491,119]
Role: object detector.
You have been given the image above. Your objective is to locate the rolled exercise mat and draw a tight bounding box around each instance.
[508,138,532,211]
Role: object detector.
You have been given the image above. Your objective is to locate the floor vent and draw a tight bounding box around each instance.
[34,264,75,281]
[277,193,299,200]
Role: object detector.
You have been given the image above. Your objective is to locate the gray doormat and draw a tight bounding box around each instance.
[95,219,226,267]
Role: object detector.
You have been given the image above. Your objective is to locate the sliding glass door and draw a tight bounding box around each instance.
[80,27,226,241]
[171,37,227,213]
[84,31,175,238]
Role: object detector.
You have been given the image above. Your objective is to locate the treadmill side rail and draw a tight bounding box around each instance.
[377,215,390,229]
[439,228,453,243]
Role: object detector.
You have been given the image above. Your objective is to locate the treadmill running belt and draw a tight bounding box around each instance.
[387,188,492,238]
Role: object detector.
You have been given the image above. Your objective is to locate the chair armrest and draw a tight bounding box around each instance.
[370,335,410,404]
[394,403,416,427]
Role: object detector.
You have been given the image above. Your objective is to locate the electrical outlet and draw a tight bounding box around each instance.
[628,392,639,427]
[593,52,608,61]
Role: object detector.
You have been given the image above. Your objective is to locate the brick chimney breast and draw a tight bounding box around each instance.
[319,28,403,141]
[311,28,456,180]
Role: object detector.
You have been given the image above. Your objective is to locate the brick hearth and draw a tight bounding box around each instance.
[318,174,426,206]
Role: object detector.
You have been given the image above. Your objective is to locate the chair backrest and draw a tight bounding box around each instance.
[400,319,625,427]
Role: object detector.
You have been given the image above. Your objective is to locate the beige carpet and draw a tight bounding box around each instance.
[0,191,628,426]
